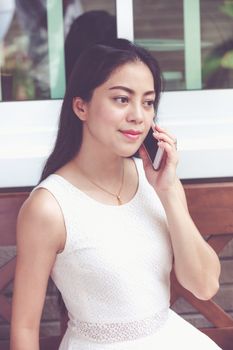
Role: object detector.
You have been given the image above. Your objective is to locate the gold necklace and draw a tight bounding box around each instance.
[83,162,124,205]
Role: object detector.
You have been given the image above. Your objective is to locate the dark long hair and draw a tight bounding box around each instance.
[40,39,162,182]
[65,10,117,80]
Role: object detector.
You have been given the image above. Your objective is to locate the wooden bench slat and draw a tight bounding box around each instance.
[207,234,233,253]
[0,257,16,290]
[0,295,12,322]
[39,336,61,350]
[200,327,233,350]
[170,271,233,328]
[184,183,233,235]
[0,193,28,245]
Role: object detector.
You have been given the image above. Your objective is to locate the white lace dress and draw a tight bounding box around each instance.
[34,158,221,349]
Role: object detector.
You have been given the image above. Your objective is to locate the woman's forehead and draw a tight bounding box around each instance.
[104,61,155,87]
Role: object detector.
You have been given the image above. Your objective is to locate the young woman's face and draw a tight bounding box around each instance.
[77,60,156,157]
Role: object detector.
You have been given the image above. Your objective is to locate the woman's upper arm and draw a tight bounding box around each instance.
[11,189,65,334]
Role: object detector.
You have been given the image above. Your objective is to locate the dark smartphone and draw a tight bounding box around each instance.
[143,127,164,170]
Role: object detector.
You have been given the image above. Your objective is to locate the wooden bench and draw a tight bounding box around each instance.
[1,181,233,349]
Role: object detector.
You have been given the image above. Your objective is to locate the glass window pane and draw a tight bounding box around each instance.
[0,0,116,102]
[0,0,51,101]
[201,0,233,89]
[133,0,233,91]
[133,0,185,91]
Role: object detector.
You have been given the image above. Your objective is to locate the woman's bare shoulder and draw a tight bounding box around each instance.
[20,187,62,222]
[17,188,65,252]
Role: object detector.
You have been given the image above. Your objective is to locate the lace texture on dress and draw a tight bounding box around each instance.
[70,309,168,343]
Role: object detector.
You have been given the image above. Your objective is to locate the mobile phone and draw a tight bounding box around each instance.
[143,127,164,170]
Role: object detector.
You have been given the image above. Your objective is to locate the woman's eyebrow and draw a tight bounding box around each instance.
[109,85,155,96]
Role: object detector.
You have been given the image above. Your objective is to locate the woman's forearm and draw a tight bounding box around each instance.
[157,183,221,300]
[10,327,39,350]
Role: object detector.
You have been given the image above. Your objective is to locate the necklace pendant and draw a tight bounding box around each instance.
[116,195,122,205]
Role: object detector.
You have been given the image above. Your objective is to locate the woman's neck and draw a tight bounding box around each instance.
[72,148,125,184]
[57,147,137,206]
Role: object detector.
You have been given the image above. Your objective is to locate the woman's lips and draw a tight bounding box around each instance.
[120,129,143,140]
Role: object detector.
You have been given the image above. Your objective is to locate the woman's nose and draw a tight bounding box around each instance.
[126,105,144,123]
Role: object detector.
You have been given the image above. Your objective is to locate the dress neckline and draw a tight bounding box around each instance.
[51,157,142,209]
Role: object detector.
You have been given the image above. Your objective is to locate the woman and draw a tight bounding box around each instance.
[10,39,221,349]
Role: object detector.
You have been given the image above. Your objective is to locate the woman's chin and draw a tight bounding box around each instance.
[118,147,141,158]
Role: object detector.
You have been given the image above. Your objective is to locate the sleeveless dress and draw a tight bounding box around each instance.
[33,158,221,349]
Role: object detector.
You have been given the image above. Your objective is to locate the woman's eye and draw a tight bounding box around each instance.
[114,96,129,104]
[144,100,155,107]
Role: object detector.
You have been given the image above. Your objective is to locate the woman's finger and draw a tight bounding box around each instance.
[153,124,177,143]
[153,131,177,149]
[157,140,179,164]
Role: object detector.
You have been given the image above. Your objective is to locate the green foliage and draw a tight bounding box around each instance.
[202,56,221,80]
[220,0,233,18]
[221,50,233,68]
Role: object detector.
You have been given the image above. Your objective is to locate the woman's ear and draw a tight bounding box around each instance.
[73,97,88,121]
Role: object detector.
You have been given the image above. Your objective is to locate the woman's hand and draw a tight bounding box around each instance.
[139,124,178,194]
